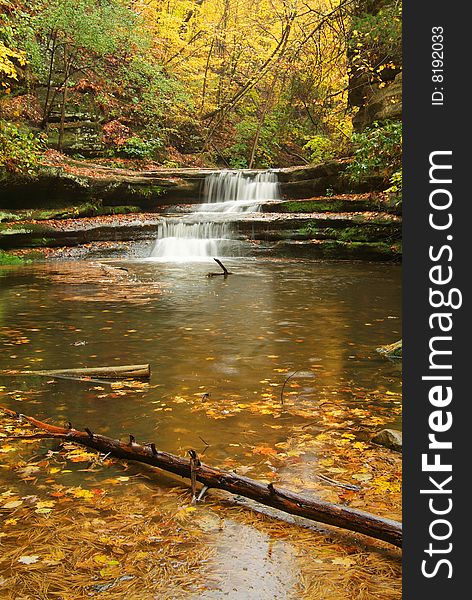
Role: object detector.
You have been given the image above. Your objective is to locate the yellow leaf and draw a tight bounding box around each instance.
[35,507,53,514]
[36,501,55,509]
[3,500,23,509]
[70,487,94,500]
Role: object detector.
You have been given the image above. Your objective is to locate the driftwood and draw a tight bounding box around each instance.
[0,406,402,548]
[0,364,151,380]
[207,258,233,278]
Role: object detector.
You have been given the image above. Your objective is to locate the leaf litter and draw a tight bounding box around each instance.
[1,388,402,600]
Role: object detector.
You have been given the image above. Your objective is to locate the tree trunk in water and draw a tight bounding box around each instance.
[0,364,151,379]
[1,406,402,548]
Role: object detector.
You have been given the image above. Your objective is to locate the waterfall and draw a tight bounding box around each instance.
[150,170,279,261]
[202,171,280,213]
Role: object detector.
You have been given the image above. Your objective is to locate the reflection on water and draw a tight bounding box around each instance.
[0,259,401,448]
[0,258,402,598]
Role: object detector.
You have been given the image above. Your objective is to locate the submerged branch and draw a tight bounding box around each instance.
[207,258,233,278]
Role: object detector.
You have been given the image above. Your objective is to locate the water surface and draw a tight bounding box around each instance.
[0,258,402,598]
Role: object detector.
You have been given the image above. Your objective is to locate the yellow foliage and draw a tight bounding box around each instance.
[133,0,349,121]
[0,41,26,91]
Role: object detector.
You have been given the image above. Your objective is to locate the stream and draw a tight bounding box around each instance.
[0,172,402,599]
[0,257,401,599]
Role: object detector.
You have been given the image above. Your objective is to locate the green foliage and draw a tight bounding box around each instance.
[348,121,402,183]
[325,186,335,197]
[224,114,278,169]
[0,249,25,264]
[34,0,137,56]
[386,169,402,194]
[0,120,44,175]
[113,136,163,160]
[114,57,193,141]
[350,3,402,55]
[303,135,335,164]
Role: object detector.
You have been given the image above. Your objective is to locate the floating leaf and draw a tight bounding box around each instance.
[252,446,277,456]
[35,507,53,514]
[3,500,23,509]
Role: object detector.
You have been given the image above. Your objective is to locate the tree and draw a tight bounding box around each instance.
[27,0,138,146]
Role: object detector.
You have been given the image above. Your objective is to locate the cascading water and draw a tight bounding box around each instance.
[150,170,279,261]
[202,171,280,213]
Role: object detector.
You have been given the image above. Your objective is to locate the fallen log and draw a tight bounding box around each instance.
[0,406,401,548]
[0,364,151,380]
[207,258,233,278]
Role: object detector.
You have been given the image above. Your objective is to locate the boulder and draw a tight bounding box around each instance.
[372,429,402,452]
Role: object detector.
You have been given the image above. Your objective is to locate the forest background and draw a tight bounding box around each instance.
[1,0,401,182]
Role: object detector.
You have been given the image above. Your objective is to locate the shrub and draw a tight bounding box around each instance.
[303,135,335,164]
[0,250,25,264]
[348,121,402,183]
[0,120,44,175]
[386,169,402,194]
[349,2,402,83]
[117,136,163,160]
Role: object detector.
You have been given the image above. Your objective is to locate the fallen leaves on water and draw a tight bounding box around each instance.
[0,492,214,599]
[0,377,402,599]
[252,445,278,456]
[33,262,164,305]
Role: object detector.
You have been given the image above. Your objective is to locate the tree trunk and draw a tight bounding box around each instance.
[1,407,402,548]
[41,30,58,129]
[248,77,276,169]
[58,44,69,151]
[0,364,151,379]
[200,37,215,116]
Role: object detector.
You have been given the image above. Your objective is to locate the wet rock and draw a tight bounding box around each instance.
[278,165,385,199]
[372,429,402,452]
[377,339,402,359]
[0,167,181,209]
